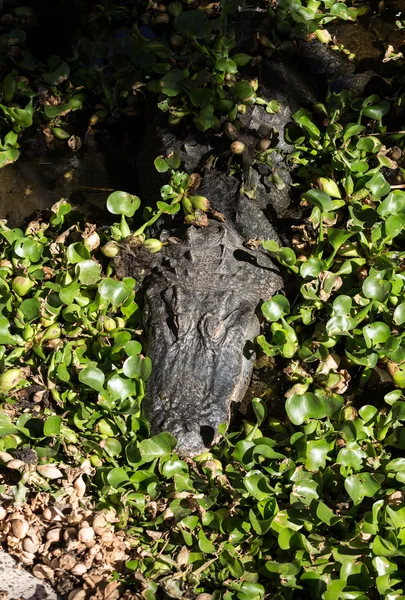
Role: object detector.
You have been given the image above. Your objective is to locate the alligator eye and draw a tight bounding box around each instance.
[199,313,224,341]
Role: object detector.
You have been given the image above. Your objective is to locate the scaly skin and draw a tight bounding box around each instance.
[142,222,282,455]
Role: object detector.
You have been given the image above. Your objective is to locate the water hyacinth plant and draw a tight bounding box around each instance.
[0,0,404,599]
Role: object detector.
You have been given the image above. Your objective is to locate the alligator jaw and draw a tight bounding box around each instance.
[144,284,260,455]
[142,222,282,456]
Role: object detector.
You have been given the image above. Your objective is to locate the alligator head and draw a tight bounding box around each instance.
[139,222,282,455]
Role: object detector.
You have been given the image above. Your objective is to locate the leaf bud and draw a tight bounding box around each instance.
[189,195,210,211]
[230,141,246,154]
[12,276,34,297]
[224,122,239,140]
[143,238,163,253]
[318,177,341,198]
[101,241,120,258]
[0,368,21,393]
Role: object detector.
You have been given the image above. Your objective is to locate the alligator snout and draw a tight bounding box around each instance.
[155,415,217,456]
[140,222,283,456]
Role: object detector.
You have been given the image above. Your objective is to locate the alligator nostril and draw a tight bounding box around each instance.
[200,425,215,447]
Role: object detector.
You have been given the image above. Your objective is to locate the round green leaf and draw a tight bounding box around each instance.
[394,303,405,326]
[76,260,101,285]
[104,439,122,458]
[365,172,391,199]
[123,355,152,381]
[43,415,62,437]
[106,191,140,217]
[14,238,44,263]
[78,364,105,392]
[378,191,405,217]
[332,295,352,315]
[232,81,255,102]
[300,257,323,280]
[107,373,136,400]
[385,214,405,239]
[363,322,391,347]
[159,69,185,97]
[66,242,91,264]
[154,156,169,173]
[344,473,381,505]
[99,278,131,306]
[362,101,390,119]
[215,58,237,74]
[326,315,356,336]
[362,276,392,302]
[261,295,290,322]
[302,189,332,212]
[286,393,326,425]
[107,467,129,488]
[232,53,252,66]
[19,298,40,321]
[138,432,177,462]
[330,2,349,18]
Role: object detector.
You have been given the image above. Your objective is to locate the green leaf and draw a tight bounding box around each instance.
[394,303,405,326]
[286,393,325,425]
[106,191,140,217]
[157,201,181,214]
[302,189,332,212]
[326,315,356,336]
[78,364,105,392]
[44,415,62,437]
[362,276,392,302]
[293,108,320,140]
[104,439,122,458]
[107,374,136,401]
[0,147,20,168]
[385,213,405,239]
[174,10,210,38]
[232,81,255,102]
[193,104,215,132]
[43,60,70,86]
[244,471,273,500]
[139,432,177,462]
[344,473,381,505]
[66,242,91,264]
[363,322,391,347]
[19,298,40,321]
[365,172,390,199]
[305,439,333,471]
[75,260,101,285]
[14,238,44,262]
[343,123,366,142]
[98,278,131,306]
[198,529,216,554]
[377,191,405,216]
[154,156,169,173]
[166,151,181,170]
[337,447,365,471]
[161,458,188,478]
[330,2,349,19]
[232,53,252,66]
[160,69,185,96]
[362,101,390,119]
[215,58,237,74]
[316,501,339,525]
[123,355,152,381]
[107,467,129,488]
[3,73,16,103]
[300,257,323,279]
[261,295,290,322]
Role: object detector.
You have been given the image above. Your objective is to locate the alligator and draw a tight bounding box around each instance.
[117,41,391,456]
